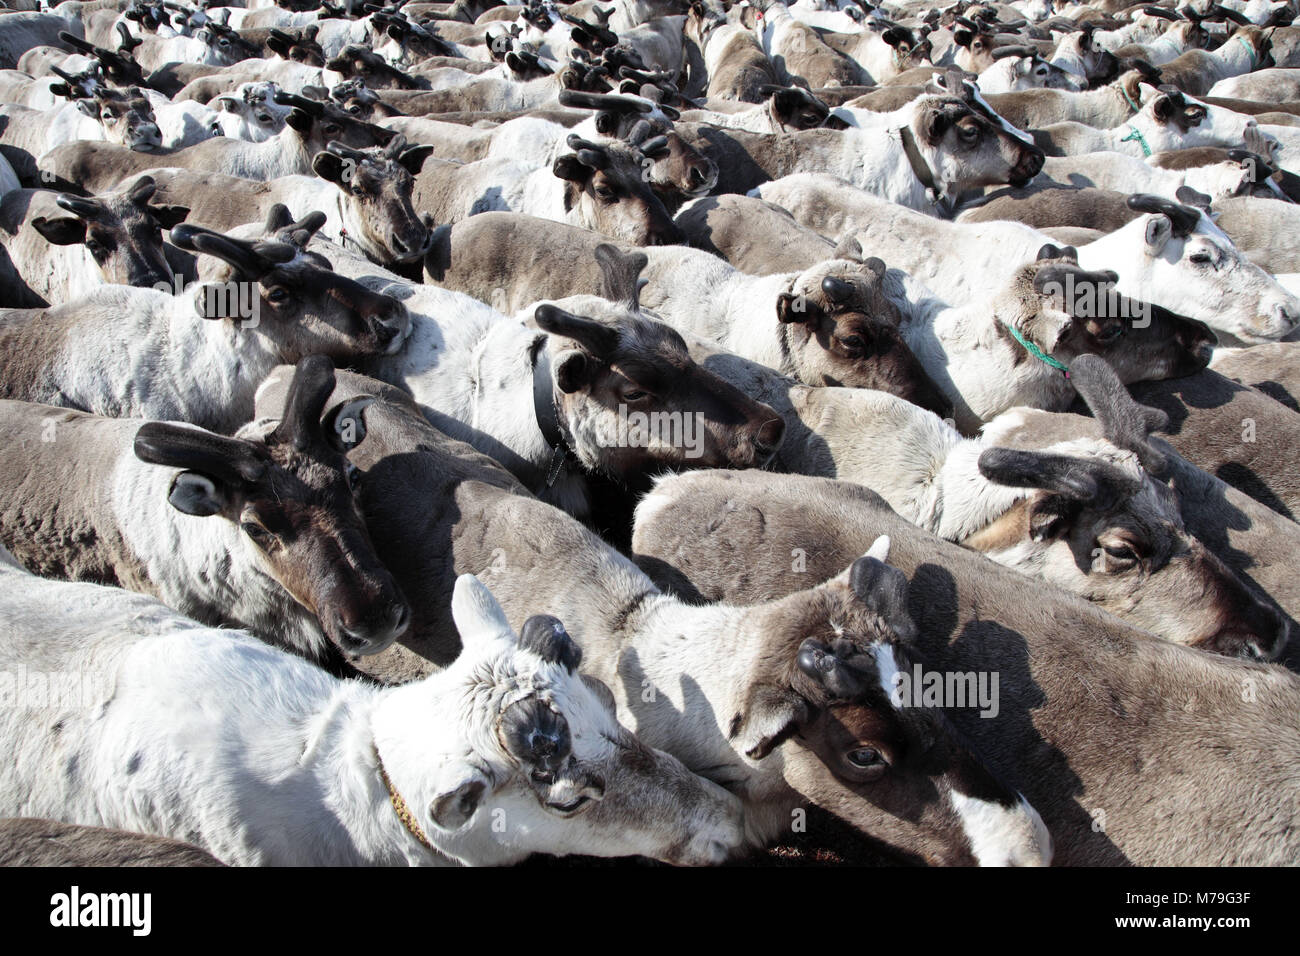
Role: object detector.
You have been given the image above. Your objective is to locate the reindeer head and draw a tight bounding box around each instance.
[76,86,161,152]
[975,354,1289,660]
[212,82,292,142]
[552,135,683,245]
[774,238,951,416]
[171,209,411,360]
[1112,193,1299,344]
[911,94,1045,193]
[530,245,785,480]
[994,247,1216,385]
[374,574,745,865]
[727,536,1052,866]
[562,90,719,201]
[134,356,410,657]
[274,90,398,153]
[32,176,187,290]
[266,26,325,66]
[312,135,435,264]
[326,44,426,90]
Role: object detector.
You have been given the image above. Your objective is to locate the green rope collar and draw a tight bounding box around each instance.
[1120,84,1141,115]
[1121,124,1152,157]
[1237,35,1256,71]
[1003,321,1070,377]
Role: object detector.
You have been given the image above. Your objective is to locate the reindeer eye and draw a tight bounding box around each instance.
[839,334,867,353]
[595,186,617,202]
[1101,543,1138,564]
[266,287,290,304]
[846,747,885,769]
[241,521,273,546]
[345,462,362,492]
[1189,251,1213,266]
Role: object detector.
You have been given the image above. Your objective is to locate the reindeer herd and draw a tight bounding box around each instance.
[0,0,1298,868]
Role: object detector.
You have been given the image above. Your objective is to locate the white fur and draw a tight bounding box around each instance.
[756,173,1300,345]
[0,564,741,865]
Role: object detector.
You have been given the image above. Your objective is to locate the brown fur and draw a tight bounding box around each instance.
[254,369,1036,864]
[255,365,528,671]
[630,468,1300,866]
[674,193,835,274]
[1157,27,1274,97]
[1130,369,1300,520]
[1213,341,1300,411]
[424,211,612,313]
[412,139,681,246]
[39,104,395,196]
[1200,95,1300,118]
[684,5,776,103]
[0,818,224,866]
[959,185,1139,232]
[0,386,408,661]
[0,177,186,304]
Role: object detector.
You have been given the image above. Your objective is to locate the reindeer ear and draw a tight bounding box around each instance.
[150,204,190,229]
[731,684,810,761]
[552,154,594,183]
[191,281,255,321]
[427,765,491,832]
[1027,494,1080,542]
[776,290,818,325]
[285,108,314,135]
[450,574,513,652]
[833,233,863,262]
[312,150,351,186]
[553,349,591,393]
[166,472,230,517]
[1143,214,1173,254]
[30,216,87,246]
[397,143,434,175]
[322,396,374,452]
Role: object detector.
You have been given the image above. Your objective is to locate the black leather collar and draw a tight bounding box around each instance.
[530,335,577,489]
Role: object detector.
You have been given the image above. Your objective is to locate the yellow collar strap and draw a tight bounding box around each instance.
[375,747,437,855]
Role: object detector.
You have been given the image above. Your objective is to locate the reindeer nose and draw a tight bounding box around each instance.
[1271,302,1298,336]
[335,599,410,655]
[390,602,410,638]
